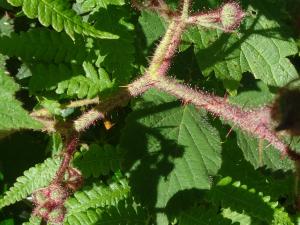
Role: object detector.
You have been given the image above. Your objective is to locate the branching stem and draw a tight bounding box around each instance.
[35,1,293,209]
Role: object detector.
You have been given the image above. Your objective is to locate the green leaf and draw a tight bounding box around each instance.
[208,177,294,225]
[22,216,42,225]
[184,0,298,89]
[228,78,274,108]
[7,0,118,40]
[73,144,123,178]
[0,69,42,131]
[0,54,7,71]
[236,131,294,171]
[65,200,149,225]
[138,11,167,47]
[28,62,113,98]
[219,132,294,201]
[227,77,294,171]
[65,208,103,225]
[29,63,75,93]
[0,14,14,37]
[120,90,222,208]
[92,6,135,86]
[75,0,125,14]
[65,180,130,215]
[0,157,60,209]
[56,64,114,99]
[178,206,232,225]
[221,208,251,225]
[0,28,88,63]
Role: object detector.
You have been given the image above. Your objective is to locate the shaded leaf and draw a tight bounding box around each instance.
[73,144,123,178]
[0,69,42,131]
[120,90,222,208]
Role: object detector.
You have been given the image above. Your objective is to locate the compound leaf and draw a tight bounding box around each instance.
[65,180,130,215]
[73,144,123,178]
[0,157,60,209]
[65,200,149,225]
[7,0,117,40]
[0,28,88,63]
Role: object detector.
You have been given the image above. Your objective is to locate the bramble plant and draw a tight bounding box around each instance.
[0,0,300,224]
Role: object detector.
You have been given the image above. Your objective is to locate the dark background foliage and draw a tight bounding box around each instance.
[0,0,300,224]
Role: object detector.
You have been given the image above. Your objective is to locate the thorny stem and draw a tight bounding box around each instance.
[52,134,79,184]
[181,0,191,20]
[153,76,288,155]
[74,75,153,131]
[147,21,185,78]
[31,97,100,118]
[32,1,297,220]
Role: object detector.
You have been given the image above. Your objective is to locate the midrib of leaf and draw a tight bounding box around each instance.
[121,90,222,209]
[178,107,203,182]
[40,0,96,36]
[66,181,130,215]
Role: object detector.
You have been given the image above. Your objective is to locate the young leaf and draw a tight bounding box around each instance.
[0,158,60,209]
[0,69,42,131]
[6,0,118,40]
[120,90,222,208]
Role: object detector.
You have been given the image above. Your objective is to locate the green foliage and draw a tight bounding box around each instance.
[65,200,149,225]
[0,14,13,37]
[138,11,167,47]
[228,78,294,171]
[120,90,222,208]
[74,0,125,13]
[0,158,60,209]
[73,144,123,178]
[91,6,136,86]
[65,180,130,215]
[0,28,88,63]
[184,0,298,91]
[139,0,298,91]
[22,216,41,225]
[208,177,294,225]
[7,0,118,40]
[236,131,294,171]
[0,0,300,224]
[178,206,233,225]
[56,63,114,99]
[0,69,42,131]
